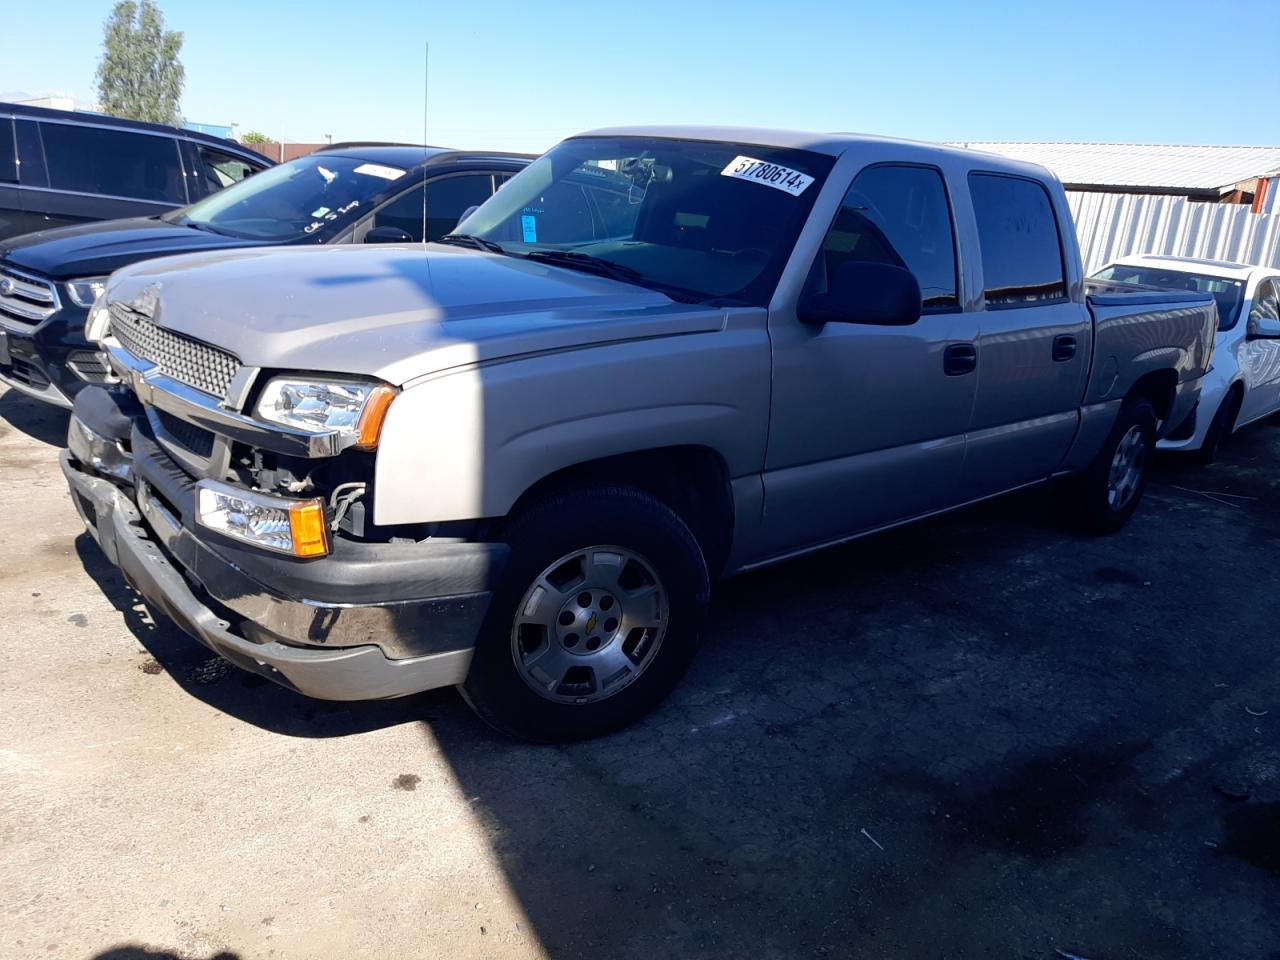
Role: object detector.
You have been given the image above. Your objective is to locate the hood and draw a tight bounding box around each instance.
[106,244,723,385]
[0,217,267,281]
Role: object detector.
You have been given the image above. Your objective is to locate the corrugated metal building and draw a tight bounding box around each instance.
[952,141,1280,273]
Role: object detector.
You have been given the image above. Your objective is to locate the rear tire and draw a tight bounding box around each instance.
[1194,387,1241,464]
[461,484,709,742]
[1061,396,1157,534]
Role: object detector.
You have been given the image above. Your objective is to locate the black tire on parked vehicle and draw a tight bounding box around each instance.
[1060,396,1158,535]
[1195,387,1241,464]
[460,484,710,742]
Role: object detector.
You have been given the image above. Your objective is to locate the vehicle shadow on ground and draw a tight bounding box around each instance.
[0,388,69,446]
[72,532,444,739]
[420,434,1280,958]
[89,948,241,960]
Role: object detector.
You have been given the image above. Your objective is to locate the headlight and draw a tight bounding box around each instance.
[255,378,397,448]
[65,276,109,308]
[196,480,329,558]
[84,294,112,344]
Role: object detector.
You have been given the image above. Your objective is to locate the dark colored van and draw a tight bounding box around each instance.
[0,101,272,240]
[0,144,530,406]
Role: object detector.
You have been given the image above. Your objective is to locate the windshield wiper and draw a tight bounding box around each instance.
[523,250,707,303]
[437,233,506,254]
[184,219,232,237]
[523,249,646,284]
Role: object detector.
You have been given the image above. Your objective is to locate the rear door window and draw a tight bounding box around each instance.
[40,122,186,204]
[969,173,1067,306]
[0,119,16,183]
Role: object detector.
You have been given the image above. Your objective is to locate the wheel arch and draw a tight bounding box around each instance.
[1125,368,1178,422]
[495,445,736,579]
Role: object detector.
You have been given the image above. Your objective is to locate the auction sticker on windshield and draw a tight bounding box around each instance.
[720,156,814,196]
[353,162,406,181]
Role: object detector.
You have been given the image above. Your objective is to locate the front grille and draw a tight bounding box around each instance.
[110,302,240,399]
[67,349,115,384]
[0,266,59,326]
[152,408,215,459]
[5,356,50,388]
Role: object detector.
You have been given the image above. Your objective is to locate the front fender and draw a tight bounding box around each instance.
[373,323,771,525]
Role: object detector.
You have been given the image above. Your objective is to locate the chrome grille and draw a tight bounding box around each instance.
[0,265,59,326]
[109,302,240,399]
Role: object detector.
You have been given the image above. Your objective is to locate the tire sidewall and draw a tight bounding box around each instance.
[1077,397,1158,532]
[462,486,709,742]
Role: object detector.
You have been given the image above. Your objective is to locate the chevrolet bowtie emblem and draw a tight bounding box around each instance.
[585,612,599,634]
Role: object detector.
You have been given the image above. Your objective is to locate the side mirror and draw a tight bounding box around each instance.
[798,260,921,326]
[365,225,414,244]
[1248,313,1280,339]
[457,205,481,224]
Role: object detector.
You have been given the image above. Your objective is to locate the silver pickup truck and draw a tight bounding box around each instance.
[62,127,1216,740]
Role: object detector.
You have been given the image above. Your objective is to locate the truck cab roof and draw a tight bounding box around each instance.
[576,125,1059,182]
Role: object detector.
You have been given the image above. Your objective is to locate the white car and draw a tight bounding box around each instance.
[1091,255,1280,459]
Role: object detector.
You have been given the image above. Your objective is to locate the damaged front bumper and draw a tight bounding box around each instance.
[62,422,508,701]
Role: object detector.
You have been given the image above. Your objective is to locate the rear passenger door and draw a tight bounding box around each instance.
[24,121,189,229]
[959,173,1090,500]
[761,163,979,557]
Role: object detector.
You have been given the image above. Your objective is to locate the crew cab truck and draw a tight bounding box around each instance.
[61,127,1217,741]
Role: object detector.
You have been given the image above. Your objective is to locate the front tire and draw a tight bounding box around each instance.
[461,485,709,742]
[1061,396,1157,534]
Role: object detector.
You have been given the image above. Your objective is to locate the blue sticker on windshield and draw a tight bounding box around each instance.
[521,215,537,243]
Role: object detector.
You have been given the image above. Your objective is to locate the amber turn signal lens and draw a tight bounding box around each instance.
[288,500,330,558]
[355,385,398,449]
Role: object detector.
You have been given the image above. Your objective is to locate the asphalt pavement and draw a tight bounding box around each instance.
[2,382,1277,960]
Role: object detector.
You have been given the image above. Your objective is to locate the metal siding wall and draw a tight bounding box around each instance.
[1067,178,1280,273]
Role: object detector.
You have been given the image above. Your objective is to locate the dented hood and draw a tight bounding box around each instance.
[105,244,720,385]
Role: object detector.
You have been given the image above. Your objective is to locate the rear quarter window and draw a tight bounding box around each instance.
[40,122,186,204]
[969,172,1067,307]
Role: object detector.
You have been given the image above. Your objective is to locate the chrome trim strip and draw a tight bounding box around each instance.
[13,184,184,207]
[106,340,349,458]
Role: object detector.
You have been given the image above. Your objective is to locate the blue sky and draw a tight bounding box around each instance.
[2,0,1276,152]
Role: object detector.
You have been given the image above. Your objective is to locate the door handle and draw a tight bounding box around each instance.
[943,342,977,376]
[1053,334,1077,362]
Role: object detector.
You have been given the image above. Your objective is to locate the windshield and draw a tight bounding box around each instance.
[171,154,416,241]
[455,136,834,305]
[1091,263,1246,331]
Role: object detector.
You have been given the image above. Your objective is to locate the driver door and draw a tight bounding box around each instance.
[758,163,978,561]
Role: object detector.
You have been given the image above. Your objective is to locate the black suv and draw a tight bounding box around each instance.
[0,144,530,407]
[0,101,272,240]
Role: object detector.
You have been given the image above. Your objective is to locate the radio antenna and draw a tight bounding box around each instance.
[421,40,429,245]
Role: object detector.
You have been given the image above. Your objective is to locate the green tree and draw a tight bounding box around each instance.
[95,0,184,125]
[240,131,272,145]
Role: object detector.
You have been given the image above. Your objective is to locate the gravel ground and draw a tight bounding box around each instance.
[1,382,1278,960]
